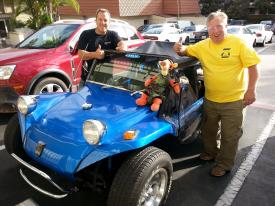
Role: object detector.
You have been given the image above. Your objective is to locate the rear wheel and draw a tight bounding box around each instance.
[185,36,190,44]
[4,114,24,155]
[107,146,173,206]
[260,37,266,47]
[252,39,256,47]
[33,77,68,94]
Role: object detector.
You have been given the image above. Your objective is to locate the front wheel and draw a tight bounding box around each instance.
[4,114,24,155]
[107,146,173,206]
[33,77,68,94]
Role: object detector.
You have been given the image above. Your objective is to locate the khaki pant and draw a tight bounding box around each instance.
[202,99,244,170]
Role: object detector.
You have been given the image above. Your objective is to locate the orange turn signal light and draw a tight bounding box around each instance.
[123,130,137,140]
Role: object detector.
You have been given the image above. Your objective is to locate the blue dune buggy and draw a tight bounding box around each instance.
[4,41,204,206]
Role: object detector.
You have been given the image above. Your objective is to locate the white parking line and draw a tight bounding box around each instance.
[15,198,39,206]
[256,43,272,54]
[0,145,5,151]
[215,112,275,206]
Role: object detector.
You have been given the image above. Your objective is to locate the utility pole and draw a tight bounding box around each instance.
[177,0,180,20]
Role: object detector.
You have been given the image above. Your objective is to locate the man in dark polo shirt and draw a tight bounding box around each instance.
[78,8,127,81]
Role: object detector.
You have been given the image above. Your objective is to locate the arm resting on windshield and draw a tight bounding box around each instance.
[78,50,99,60]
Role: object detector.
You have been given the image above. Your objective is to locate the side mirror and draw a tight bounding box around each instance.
[69,42,78,55]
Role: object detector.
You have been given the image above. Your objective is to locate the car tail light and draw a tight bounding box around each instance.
[143,35,158,40]
[256,33,262,37]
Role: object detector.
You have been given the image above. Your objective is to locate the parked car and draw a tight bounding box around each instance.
[189,27,208,43]
[260,20,275,34]
[137,24,153,33]
[272,23,275,34]
[138,23,180,34]
[169,20,195,31]
[228,19,247,26]
[227,25,257,47]
[260,20,273,26]
[142,27,189,43]
[182,25,206,43]
[246,24,273,46]
[0,18,145,113]
[4,41,204,206]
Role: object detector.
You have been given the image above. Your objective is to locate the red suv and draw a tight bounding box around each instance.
[0,19,144,112]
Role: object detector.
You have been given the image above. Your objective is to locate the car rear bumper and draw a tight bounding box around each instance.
[0,86,19,113]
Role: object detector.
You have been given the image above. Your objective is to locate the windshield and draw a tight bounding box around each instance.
[89,54,161,91]
[183,26,195,32]
[144,28,162,34]
[246,25,262,31]
[18,24,80,49]
[227,27,240,34]
[260,21,272,25]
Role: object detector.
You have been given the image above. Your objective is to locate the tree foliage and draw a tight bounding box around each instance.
[226,0,250,19]
[10,0,80,30]
[200,0,275,18]
[255,0,272,14]
[200,0,225,16]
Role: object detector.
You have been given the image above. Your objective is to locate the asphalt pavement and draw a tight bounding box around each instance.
[0,108,274,206]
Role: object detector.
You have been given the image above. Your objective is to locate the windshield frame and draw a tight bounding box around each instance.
[86,52,171,92]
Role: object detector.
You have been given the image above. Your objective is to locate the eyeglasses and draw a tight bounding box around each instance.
[207,25,225,31]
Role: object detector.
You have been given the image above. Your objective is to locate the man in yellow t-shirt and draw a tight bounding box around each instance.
[173,11,260,177]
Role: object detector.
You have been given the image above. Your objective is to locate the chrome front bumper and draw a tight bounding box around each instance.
[12,153,78,199]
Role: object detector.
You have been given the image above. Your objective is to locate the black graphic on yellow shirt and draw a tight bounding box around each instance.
[221,48,231,58]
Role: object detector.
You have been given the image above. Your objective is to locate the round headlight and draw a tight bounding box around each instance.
[83,120,105,145]
[17,95,37,114]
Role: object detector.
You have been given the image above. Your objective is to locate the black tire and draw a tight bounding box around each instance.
[185,36,190,44]
[268,37,272,43]
[253,39,256,47]
[4,114,24,155]
[33,77,68,94]
[260,38,266,47]
[107,146,173,206]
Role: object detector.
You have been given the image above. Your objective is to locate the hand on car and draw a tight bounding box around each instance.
[116,41,127,52]
[95,45,105,59]
[243,89,256,107]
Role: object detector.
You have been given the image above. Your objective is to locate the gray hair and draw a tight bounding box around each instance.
[206,10,228,25]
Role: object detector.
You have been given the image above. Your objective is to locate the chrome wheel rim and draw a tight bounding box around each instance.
[139,168,168,206]
[40,83,64,93]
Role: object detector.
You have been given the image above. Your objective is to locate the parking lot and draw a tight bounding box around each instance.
[0,40,275,206]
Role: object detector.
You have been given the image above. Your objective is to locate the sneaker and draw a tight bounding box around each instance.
[210,165,229,177]
[199,152,215,161]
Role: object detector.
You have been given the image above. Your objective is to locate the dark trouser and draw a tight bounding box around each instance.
[202,99,244,170]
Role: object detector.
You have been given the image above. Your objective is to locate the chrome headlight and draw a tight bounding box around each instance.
[83,120,105,145]
[0,65,16,80]
[17,95,38,115]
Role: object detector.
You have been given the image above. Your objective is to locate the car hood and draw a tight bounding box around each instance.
[23,83,158,176]
[0,47,55,64]
[36,84,152,142]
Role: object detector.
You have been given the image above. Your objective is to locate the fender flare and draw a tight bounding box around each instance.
[26,68,72,94]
